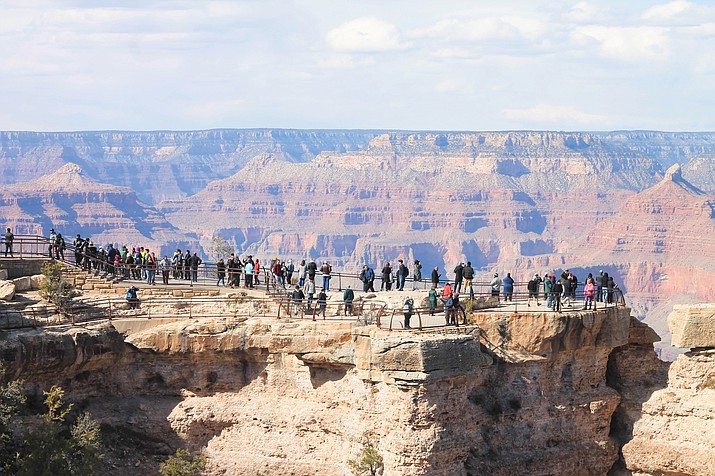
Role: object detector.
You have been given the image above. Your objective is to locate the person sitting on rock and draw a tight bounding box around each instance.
[126,286,139,309]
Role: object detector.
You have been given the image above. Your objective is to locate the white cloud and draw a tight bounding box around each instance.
[575,26,671,62]
[643,0,692,21]
[564,2,601,23]
[411,17,519,42]
[318,54,374,69]
[430,48,474,59]
[326,17,409,53]
[502,104,607,125]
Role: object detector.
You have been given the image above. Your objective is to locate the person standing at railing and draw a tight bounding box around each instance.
[73,234,84,265]
[317,288,327,318]
[183,250,191,280]
[606,276,615,304]
[3,228,13,257]
[453,263,464,294]
[227,254,237,288]
[303,278,315,309]
[595,271,604,302]
[159,255,171,285]
[107,244,117,275]
[171,249,182,280]
[463,262,474,299]
[583,277,595,310]
[86,240,97,271]
[428,285,438,315]
[244,257,254,288]
[254,259,262,285]
[381,262,392,291]
[320,261,332,291]
[560,271,571,306]
[552,280,563,312]
[272,260,285,288]
[216,258,226,286]
[545,274,556,309]
[343,286,354,316]
[490,273,502,301]
[286,259,295,286]
[49,229,57,257]
[297,259,307,287]
[307,258,317,283]
[360,264,375,293]
[412,259,422,290]
[502,273,513,302]
[403,297,414,329]
[188,252,202,283]
[113,251,122,278]
[146,251,157,285]
[431,266,440,287]
[397,260,409,291]
[527,274,542,307]
[291,285,304,315]
[601,272,610,302]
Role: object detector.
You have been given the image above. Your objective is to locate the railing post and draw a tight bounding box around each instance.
[417,310,422,330]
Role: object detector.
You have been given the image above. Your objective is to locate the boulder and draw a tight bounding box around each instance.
[12,276,32,292]
[30,274,47,290]
[0,280,16,301]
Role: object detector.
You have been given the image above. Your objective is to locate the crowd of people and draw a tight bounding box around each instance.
[5,228,622,323]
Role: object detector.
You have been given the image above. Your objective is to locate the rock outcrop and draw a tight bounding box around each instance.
[0,305,635,475]
[620,305,715,476]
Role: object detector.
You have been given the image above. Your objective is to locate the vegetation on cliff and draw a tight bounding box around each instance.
[0,382,102,475]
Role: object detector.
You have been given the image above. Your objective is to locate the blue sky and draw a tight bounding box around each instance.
[1,0,714,131]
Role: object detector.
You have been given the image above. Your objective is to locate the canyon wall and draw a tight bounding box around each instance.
[0,305,639,475]
[4,129,715,346]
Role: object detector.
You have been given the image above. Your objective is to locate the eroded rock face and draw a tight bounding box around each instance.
[618,304,715,476]
[621,349,715,476]
[0,307,637,475]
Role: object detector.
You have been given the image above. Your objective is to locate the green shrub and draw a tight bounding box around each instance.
[347,444,384,476]
[160,448,206,476]
[39,261,79,311]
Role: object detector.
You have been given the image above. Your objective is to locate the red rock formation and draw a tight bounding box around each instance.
[0,163,195,255]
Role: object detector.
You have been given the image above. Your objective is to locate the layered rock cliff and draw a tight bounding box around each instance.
[4,129,715,347]
[0,163,197,255]
[619,304,715,476]
[0,305,638,475]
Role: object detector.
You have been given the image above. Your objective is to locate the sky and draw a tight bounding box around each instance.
[1,0,714,132]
